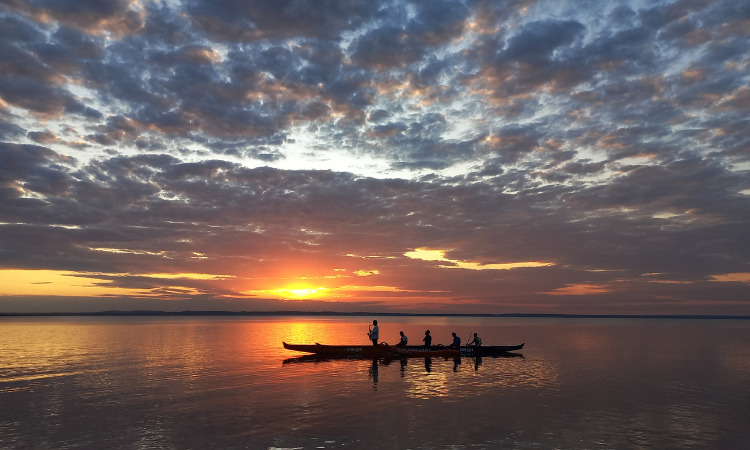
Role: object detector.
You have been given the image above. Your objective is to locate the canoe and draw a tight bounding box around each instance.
[462,344,524,356]
[283,342,459,358]
[406,344,525,356]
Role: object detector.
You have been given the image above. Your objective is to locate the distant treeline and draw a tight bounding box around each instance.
[1,310,749,320]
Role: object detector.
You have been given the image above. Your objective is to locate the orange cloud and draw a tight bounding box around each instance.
[541,284,610,296]
[711,273,750,284]
[404,248,553,270]
[0,269,231,298]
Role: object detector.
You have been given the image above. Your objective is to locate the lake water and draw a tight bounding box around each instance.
[1,315,749,449]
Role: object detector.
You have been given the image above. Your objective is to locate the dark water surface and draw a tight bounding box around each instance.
[1,316,749,449]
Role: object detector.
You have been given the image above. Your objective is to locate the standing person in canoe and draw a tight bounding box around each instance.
[449,332,461,349]
[422,330,432,348]
[397,331,408,348]
[367,320,379,346]
[468,333,482,347]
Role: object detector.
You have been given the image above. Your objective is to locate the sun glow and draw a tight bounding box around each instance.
[242,281,430,301]
[279,287,328,299]
[243,284,330,300]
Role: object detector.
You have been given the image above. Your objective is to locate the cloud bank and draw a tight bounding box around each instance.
[1,0,749,314]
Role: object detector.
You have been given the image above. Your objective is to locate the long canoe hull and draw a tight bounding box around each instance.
[283,342,459,358]
[406,344,525,356]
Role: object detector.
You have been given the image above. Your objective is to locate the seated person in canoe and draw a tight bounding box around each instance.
[397,331,408,348]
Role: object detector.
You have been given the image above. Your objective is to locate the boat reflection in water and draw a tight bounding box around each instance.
[472,351,525,370]
[282,351,523,365]
[5,316,746,448]
[283,348,527,403]
[282,350,525,376]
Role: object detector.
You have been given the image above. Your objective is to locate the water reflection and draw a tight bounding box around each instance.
[473,352,525,371]
[369,359,378,385]
[280,350,547,402]
[3,317,748,449]
[282,352,524,367]
[405,365,451,399]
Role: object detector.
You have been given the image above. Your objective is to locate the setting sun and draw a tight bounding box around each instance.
[242,284,331,300]
[278,287,328,299]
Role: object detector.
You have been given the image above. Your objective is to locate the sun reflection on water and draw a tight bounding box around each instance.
[2,317,748,449]
[404,361,451,398]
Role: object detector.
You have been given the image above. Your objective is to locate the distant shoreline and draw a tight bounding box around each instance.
[1,310,749,320]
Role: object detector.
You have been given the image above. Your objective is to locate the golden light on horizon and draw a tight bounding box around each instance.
[241,280,441,302]
[0,269,232,297]
[0,269,148,297]
[242,283,330,300]
[278,286,329,299]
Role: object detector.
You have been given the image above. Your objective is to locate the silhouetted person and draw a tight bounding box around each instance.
[368,320,379,346]
[449,332,461,349]
[423,330,432,347]
[397,330,407,348]
[468,332,482,347]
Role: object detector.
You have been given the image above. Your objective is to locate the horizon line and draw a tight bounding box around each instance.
[2,310,749,320]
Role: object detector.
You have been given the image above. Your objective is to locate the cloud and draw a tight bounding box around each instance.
[541,284,610,296]
[1,0,749,315]
[711,273,750,284]
[3,0,145,36]
[186,0,381,42]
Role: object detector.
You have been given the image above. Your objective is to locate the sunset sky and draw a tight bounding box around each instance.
[1,0,749,315]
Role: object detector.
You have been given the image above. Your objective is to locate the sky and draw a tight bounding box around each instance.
[1,0,749,315]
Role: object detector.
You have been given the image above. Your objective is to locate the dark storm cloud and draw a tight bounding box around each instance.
[1,0,749,314]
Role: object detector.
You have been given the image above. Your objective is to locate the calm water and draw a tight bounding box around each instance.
[1,316,749,449]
